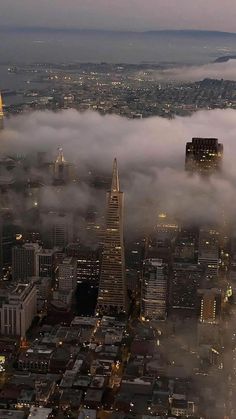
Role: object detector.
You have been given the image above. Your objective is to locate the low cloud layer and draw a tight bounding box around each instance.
[1,109,236,234]
[151,59,236,82]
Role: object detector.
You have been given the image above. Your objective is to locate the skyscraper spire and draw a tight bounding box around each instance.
[96,158,127,315]
[0,92,4,130]
[111,158,120,192]
[55,147,66,164]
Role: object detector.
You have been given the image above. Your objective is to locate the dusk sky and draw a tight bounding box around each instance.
[1,0,236,32]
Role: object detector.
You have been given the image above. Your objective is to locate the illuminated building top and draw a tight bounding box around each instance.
[111,157,120,192]
[185,137,223,174]
[55,147,66,164]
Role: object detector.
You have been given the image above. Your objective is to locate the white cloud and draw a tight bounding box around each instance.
[2,109,236,232]
[151,59,236,82]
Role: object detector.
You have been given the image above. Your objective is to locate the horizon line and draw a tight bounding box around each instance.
[1,26,236,36]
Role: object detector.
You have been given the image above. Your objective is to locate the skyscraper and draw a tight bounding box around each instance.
[185,138,223,174]
[171,263,203,312]
[0,214,16,275]
[41,211,73,249]
[141,258,167,321]
[53,147,75,183]
[0,92,4,130]
[96,159,127,314]
[198,227,220,281]
[12,243,41,281]
[58,257,77,292]
[35,248,55,278]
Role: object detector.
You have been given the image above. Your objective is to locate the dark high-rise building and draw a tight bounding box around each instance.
[174,227,198,263]
[35,248,55,278]
[42,211,73,249]
[170,263,203,312]
[66,243,100,283]
[0,215,17,274]
[0,92,4,131]
[198,227,220,281]
[12,243,41,281]
[141,258,168,321]
[125,238,145,293]
[96,159,127,314]
[58,257,77,292]
[185,138,223,174]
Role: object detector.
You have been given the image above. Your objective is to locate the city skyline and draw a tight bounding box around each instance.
[0,1,235,415]
[1,106,235,229]
[0,110,234,417]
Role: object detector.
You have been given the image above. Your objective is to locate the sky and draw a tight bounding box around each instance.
[1,0,236,33]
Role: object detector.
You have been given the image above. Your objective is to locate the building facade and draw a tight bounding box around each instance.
[58,257,77,292]
[141,258,167,321]
[0,92,4,130]
[35,249,54,278]
[185,137,223,174]
[0,283,37,337]
[12,243,41,281]
[198,227,220,281]
[97,159,127,314]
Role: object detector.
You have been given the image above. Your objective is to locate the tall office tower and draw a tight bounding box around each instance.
[25,180,42,211]
[35,248,55,278]
[198,288,222,324]
[58,257,77,292]
[66,244,100,283]
[0,283,37,337]
[141,258,167,321]
[198,227,220,281]
[185,138,223,174]
[0,214,16,274]
[12,243,41,281]
[174,227,198,263]
[171,263,203,312]
[125,238,145,292]
[0,92,4,130]
[53,147,75,184]
[42,211,73,249]
[174,239,195,262]
[96,159,127,314]
[156,212,179,241]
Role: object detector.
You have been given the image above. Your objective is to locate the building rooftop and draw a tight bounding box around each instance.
[71,316,98,327]
[28,406,52,418]
[0,411,25,419]
[9,282,36,303]
[84,388,104,402]
[78,409,96,419]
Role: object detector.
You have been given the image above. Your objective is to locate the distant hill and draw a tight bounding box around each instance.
[143,30,236,38]
[1,27,236,38]
[214,55,236,63]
